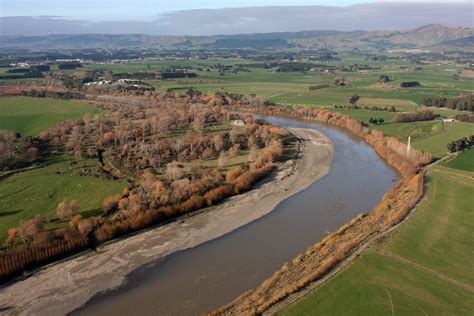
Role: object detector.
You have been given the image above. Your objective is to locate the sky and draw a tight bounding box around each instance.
[0,1,472,35]
[1,0,471,20]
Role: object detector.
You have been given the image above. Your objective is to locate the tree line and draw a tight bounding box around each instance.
[393,109,437,122]
[447,135,474,153]
[420,95,474,112]
[0,130,40,171]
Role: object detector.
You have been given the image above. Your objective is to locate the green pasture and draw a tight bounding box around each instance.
[0,97,97,136]
[444,148,474,172]
[281,165,474,315]
[0,157,126,241]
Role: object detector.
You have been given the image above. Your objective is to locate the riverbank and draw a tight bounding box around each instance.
[213,106,428,315]
[0,128,333,316]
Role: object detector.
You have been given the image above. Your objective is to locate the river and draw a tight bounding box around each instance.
[73,115,398,315]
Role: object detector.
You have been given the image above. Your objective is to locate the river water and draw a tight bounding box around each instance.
[73,115,398,316]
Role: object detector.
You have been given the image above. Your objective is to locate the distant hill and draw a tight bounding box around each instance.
[1,24,472,51]
[436,35,474,47]
[376,24,474,47]
[0,34,215,50]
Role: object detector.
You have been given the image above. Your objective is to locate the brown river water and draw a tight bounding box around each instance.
[72,115,398,316]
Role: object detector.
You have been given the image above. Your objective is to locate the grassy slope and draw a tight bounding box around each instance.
[375,120,473,159]
[280,251,473,316]
[387,166,474,285]
[0,97,121,241]
[281,165,474,315]
[0,97,97,136]
[0,158,126,241]
[411,122,474,158]
[444,148,474,172]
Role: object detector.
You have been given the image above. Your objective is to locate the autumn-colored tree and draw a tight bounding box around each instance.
[56,200,80,220]
[226,166,244,182]
[204,184,234,205]
[261,139,283,162]
[166,161,184,180]
[5,227,19,245]
[102,194,121,215]
[17,215,48,244]
[228,144,240,157]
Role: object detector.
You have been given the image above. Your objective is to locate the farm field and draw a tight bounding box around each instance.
[137,58,473,157]
[0,97,97,136]
[0,96,121,242]
[444,148,474,172]
[71,55,474,111]
[280,165,474,315]
[374,120,473,159]
[0,157,126,241]
[408,122,473,158]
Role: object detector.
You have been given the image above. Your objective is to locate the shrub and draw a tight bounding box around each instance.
[204,184,234,205]
[102,194,121,215]
[400,81,420,88]
[56,200,80,220]
[176,195,205,214]
[455,113,474,123]
[226,166,245,182]
[393,110,436,122]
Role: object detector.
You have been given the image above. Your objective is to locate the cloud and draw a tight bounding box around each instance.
[1,3,472,36]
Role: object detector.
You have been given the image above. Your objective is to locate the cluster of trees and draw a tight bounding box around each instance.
[240,62,314,72]
[334,104,398,112]
[308,84,330,91]
[447,135,474,153]
[0,65,50,80]
[339,64,380,72]
[112,72,159,80]
[0,85,84,100]
[94,144,281,242]
[41,93,284,178]
[368,118,385,125]
[379,75,391,83]
[420,95,474,112]
[400,81,421,88]
[0,91,288,280]
[0,71,45,80]
[0,229,88,280]
[349,94,360,105]
[393,110,437,123]
[58,62,83,70]
[455,113,474,123]
[0,130,40,171]
[160,71,197,79]
[19,89,84,100]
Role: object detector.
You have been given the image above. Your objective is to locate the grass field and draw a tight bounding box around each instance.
[280,165,474,315]
[444,148,474,172]
[409,122,474,158]
[0,157,126,241]
[75,55,474,112]
[0,97,97,136]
